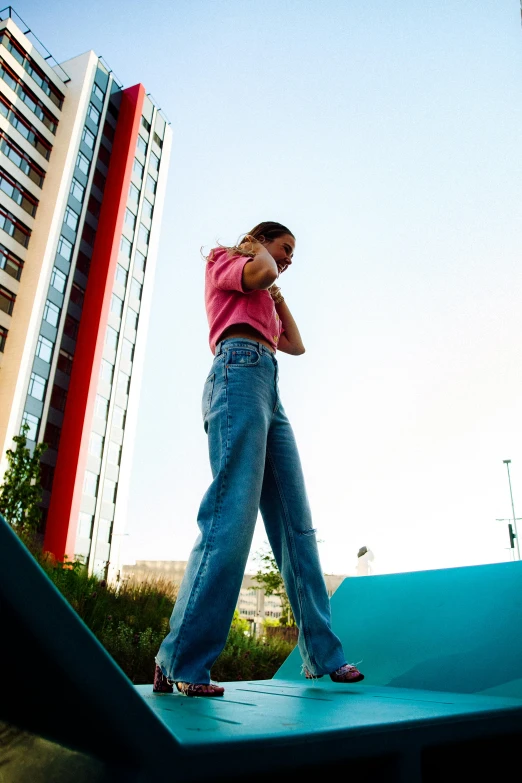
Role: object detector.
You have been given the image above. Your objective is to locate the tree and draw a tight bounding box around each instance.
[252,545,295,626]
[0,423,47,536]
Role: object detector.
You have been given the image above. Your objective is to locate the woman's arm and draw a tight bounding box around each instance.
[240,242,279,291]
[273,294,305,356]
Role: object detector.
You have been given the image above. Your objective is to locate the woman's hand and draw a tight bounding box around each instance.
[238,235,264,257]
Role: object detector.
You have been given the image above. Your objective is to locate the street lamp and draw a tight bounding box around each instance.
[503,460,520,560]
[495,519,522,561]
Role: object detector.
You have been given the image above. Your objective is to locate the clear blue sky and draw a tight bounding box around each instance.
[17,0,522,575]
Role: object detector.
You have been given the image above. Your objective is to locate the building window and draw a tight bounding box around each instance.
[138,224,149,246]
[121,338,134,363]
[0,131,45,187]
[126,308,138,332]
[0,325,7,352]
[130,278,143,301]
[153,131,163,148]
[44,420,61,450]
[0,242,23,281]
[98,517,112,543]
[83,470,99,497]
[107,441,121,466]
[0,284,15,315]
[78,511,93,538]
[88,194,101,218]
[95,394,109,420]
[76,151,90,175]
[145,173,157,195]
[107,100,118,119]
[103,478,117,504]
[0,207,30,247]
[105,325,118,350]
[89,431,104,458]
[82,126,95,149]
[0,168,38,215]
[82,223,96,246]
[92,82,104,102]
[110,293,123,318]
[36,334,53,363]
[97,143,110,167]
[120,236,132,258]
[87,102,101,126]
[63,314,79,340]
[76,251,91,276]
[0,96,52,159]
[93,169,106,193]
[129,182,140,204]
[0,30,65,107]
[39,462,55,492]
[70,282,84,308]
[136,135,147,154]
[28,372,46,400]
[99,358,114,383]
[70,177,85,202]
[50,383,67,412]
[133,157,144,179]
[134,250,146,274]
[57,348,73,375]
[64,206,79,231]
[57,235,73,261]
[117,371,130,396]
[115,264,128,286]
[124,208,136,230]
[142,199,153,221]
[43,300,60,327]
[102,121,115,143]
[0,61,58,133]
[50,266,66,293]
[112,405,126,429]
[149,152,160,172]
[21,411,39,440]
[141,115,151,132]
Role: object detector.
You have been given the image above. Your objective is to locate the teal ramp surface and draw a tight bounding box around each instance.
[275,562,522,698]
[2,512,522,783]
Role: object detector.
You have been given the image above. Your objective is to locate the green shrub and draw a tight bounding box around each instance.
[27,544,294,684]
[211,627,294,682]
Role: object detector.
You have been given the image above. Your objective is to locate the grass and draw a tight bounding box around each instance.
[23,534,294,684]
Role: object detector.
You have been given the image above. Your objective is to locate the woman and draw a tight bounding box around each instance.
[154,221,364,697]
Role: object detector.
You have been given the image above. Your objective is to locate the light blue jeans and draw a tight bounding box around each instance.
[156,338,347,684]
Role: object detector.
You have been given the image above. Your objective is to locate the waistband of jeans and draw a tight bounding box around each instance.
[215,338,275,357]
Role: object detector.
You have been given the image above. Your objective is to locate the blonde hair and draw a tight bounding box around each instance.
[203,221,294,262]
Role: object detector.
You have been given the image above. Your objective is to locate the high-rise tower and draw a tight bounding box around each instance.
[0,8,172,580]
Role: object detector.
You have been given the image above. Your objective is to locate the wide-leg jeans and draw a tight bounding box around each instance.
[156,339,347,684]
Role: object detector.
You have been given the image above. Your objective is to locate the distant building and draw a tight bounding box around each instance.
[0,8,171,581]
[122,560,348,626]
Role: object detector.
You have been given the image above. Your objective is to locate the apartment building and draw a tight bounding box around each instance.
[0,8,172,580]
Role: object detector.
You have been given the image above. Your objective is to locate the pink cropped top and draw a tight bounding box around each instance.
[205,247,283,354]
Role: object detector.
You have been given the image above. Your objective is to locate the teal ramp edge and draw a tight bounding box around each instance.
[274,561,522,698]
[0,514,181,782]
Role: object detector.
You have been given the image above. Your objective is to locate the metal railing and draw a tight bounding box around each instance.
[146,92,171,126]
[0,6,70,83]
[97,55,123,90]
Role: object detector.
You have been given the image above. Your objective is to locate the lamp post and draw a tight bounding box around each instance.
[503,460,520,560]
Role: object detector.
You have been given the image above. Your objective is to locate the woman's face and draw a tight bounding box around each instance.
[262,233,295,275]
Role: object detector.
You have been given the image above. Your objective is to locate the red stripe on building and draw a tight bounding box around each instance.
[44,83,145,560]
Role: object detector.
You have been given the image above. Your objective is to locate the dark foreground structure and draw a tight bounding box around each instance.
[1,512,522,782]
